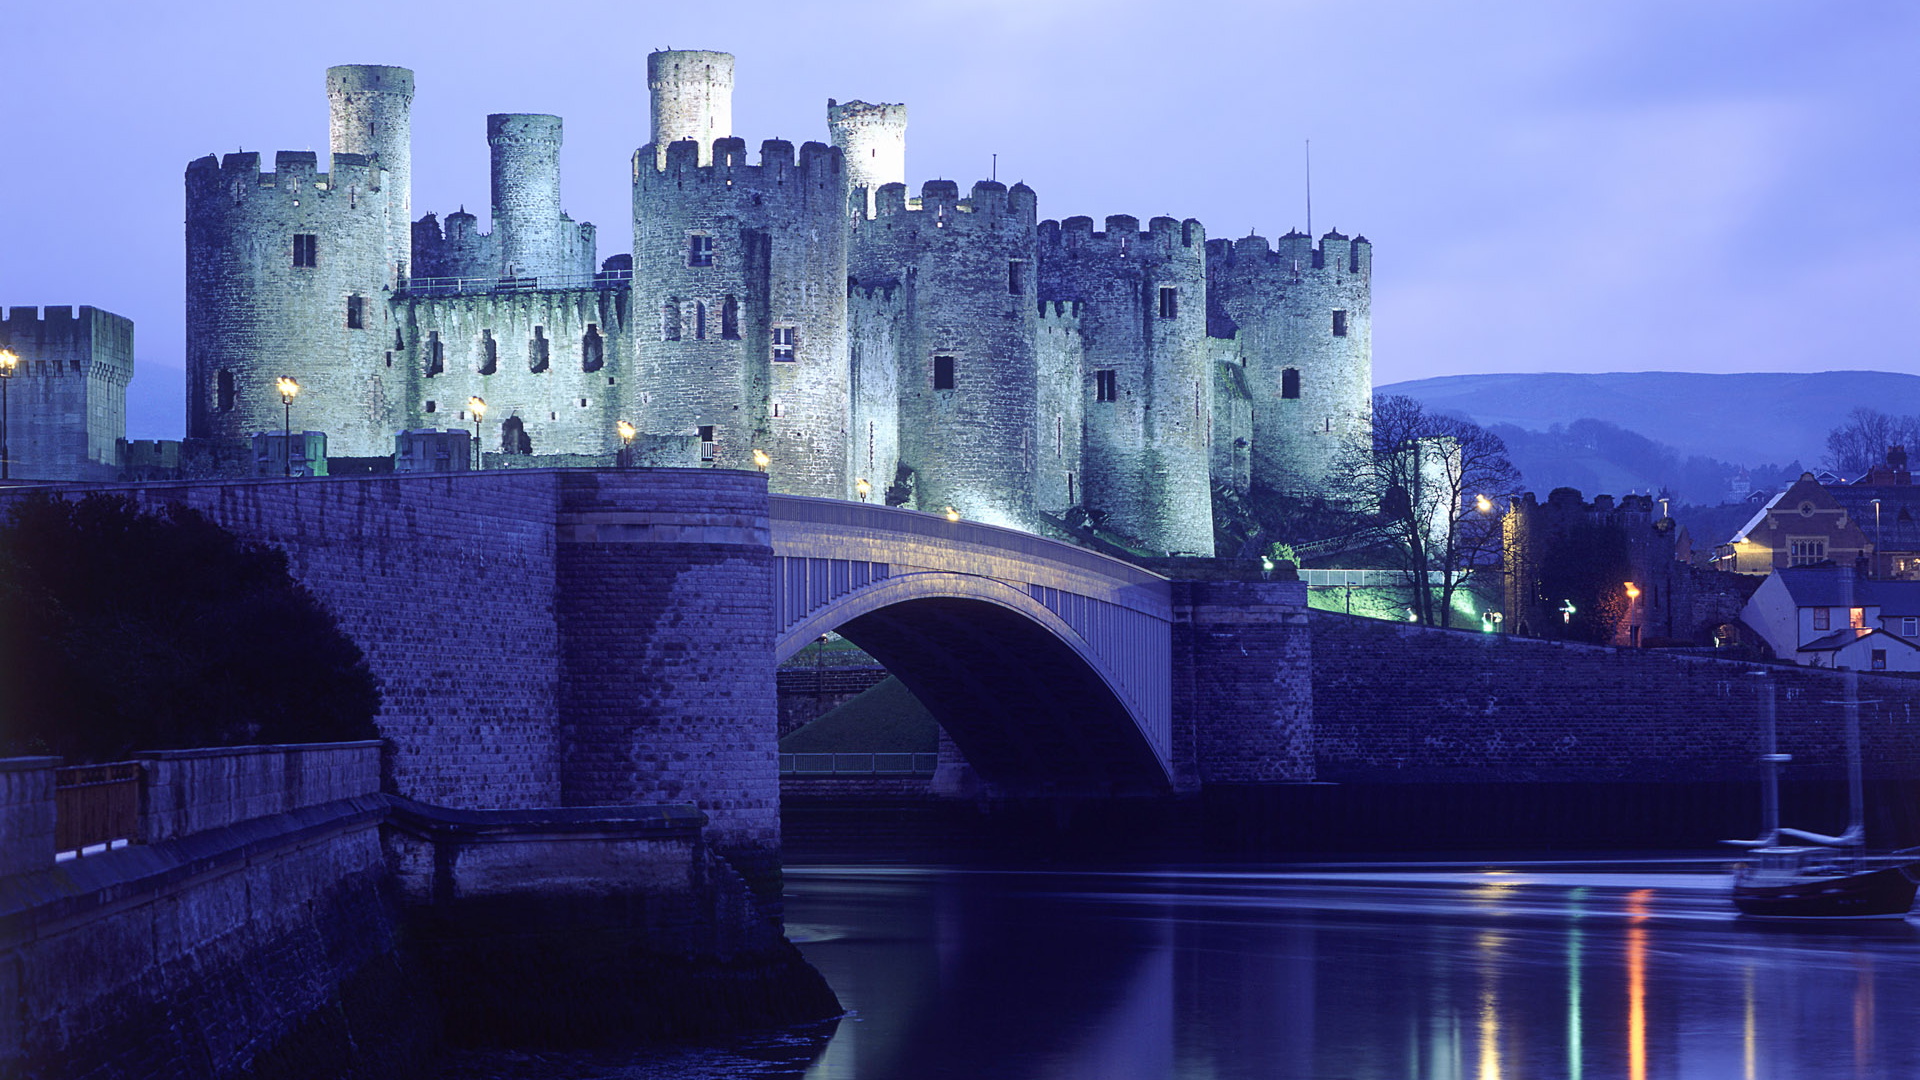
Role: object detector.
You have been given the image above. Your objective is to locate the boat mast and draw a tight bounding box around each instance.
[1843,669,1865,844]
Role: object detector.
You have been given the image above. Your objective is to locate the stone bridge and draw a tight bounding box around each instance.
[1,469,1313,899]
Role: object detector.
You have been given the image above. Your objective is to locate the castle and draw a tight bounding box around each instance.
[184,52,1372,554]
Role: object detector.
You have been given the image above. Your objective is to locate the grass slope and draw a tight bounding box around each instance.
[780,675,939,754]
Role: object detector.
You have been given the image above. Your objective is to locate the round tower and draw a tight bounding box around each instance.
[488,113,567,279]
[849,179,1042,531]
[647,51,733,167]
[827,99,907,218]
[1204,229,1373,496]
[326,65,414,282]
[186,150,395,455]
[1036,214,1213,555]
[632,137,851,497]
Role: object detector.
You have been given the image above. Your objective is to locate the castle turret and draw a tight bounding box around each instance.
[488,114,570,279]
[1038,214,1213,555]
[326,65,414,282]
[648,51,733,168]
[849,179,1043,531]
[1205,228,1372,496]
[186,150,396,453]
[633,135,850,497]
[827,99,907,218]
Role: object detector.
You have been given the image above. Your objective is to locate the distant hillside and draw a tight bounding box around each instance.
[1378,371,1920,471]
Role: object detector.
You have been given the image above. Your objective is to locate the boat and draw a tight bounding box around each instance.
[1724,669,1920,920]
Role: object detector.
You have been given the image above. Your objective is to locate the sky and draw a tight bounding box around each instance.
[2,0,1915,440]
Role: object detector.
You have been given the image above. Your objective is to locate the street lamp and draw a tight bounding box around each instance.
[945,506,960,523]
[752,448,770,472]
[276,377,301,477]
[856,477,871,503]
[1475,493,1493,514]
[0,348,17,481]
[617,420,636,468]
[1871,498,1883,578]
[467,396,486,470]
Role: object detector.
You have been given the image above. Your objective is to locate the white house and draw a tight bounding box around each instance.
[1739,566,1920,672]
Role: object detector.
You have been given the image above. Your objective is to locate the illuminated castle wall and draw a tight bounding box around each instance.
[185,51,1373,555]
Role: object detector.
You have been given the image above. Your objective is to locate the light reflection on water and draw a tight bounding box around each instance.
[439,862,1920,1079]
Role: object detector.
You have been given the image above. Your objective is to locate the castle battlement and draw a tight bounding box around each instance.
[1206,229,1371,276]
[187,151,384,197]
[1037,215,1206,259]
[1036,298,1083,330]
[641,136,841,185]
[859,180,1038,231]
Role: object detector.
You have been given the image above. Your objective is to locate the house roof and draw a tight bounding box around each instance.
[1798,626,1920,654]
[1827,485,1920,553]
[1771,567,1920,617]
[1728,490,1785,544]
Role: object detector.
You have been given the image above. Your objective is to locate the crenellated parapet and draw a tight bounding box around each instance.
[1205,228,1373,497]
[0,305,133,479]
[828,98,907,217]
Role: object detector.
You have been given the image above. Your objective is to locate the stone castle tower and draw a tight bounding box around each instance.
[184,51,1374,555]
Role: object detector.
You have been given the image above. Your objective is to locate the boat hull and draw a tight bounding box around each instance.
[1732,864,1920,919]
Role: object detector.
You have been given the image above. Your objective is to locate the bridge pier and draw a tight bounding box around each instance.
[1171,575,1315,789]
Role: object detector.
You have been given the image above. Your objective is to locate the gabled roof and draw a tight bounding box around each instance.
[1728,490,1785,544]
[1798,626,1920,654]
[1771,567,1920,616]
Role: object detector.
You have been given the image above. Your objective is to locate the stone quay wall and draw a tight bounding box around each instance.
[140,741,383,843]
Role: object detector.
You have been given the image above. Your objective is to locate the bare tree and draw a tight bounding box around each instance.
[1332,395,1521,627]
[1825,408,1920,476]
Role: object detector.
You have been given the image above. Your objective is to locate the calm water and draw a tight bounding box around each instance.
[439,860,1920,1079]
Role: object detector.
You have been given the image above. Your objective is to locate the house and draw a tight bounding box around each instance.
[1713,472,1872,575]
[1824,447,1920,581]
[1739,565,1920,671]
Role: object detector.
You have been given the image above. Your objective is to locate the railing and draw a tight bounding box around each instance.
[779,752,939,776]
[55,761,142,856]
[403,269,633,297]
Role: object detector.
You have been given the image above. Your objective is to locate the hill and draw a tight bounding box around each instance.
[1377,371,1920,470]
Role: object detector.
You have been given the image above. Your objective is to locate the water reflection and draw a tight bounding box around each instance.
[782,864,1920,1080]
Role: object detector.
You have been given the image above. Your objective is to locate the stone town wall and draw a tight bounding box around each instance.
[0,758,58,878]
[26,474,568,809]
[1310,610,1920,783]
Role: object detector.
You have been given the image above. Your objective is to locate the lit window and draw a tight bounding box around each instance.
[688,234,714,267]
[933,355,956,391]
[1094,369,1117,402]
[1851,607,1866,629]
[293,234,317,268]
[772,326,797,362]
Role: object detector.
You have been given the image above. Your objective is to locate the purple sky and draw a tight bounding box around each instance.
[3,0,1914,440]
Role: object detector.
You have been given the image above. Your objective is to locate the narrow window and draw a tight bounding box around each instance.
[1813,607,1831,631]
[479,330,497,375]
[1332,309,1348,337]
[1281,368,1301,399]
[695,302,707,340]
[867,420,875,469]
[346,294,365,329]
[395,328,404,350]
[772,326,797,362]
[698,424,716,462]
[771,402,784,418]
[688,233,714,267]
[385,351,392,368]
[721,295,740,339]
[662,302,682,341]
[582,324,604,372]
[530,326,549,373]
[425,400,436,413]
[933,354,956,391]
[1056,416,1063,456]
[292,234,318,268]
[1008,260,1025,295]
[1094,369,1117,402]
[425,331,444,376]
[1159,287,1178,319]
[1873,649,1887,671]
[1904,617,1917,637]
[217,369,235,412]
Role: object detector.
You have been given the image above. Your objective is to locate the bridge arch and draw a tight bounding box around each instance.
[770,496,1174,793]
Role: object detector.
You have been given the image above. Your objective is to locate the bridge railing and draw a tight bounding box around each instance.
[54,762,142,857]
[779,752,939,776]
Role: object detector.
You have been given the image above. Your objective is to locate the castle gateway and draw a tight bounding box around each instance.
[185,51,1372,555]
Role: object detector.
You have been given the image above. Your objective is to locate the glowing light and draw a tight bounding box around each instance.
[616,420,636,444]
[1624,582,1641,601]
[1743,965,1756,1080]
[276,376,301,403]
[1561,600,1577,624]
[1626,888,1650,1080]
[1477,930,1504,1080]
[467,396,487,421]
[1476,494,1494,514]
[0,349,17,376]
[752,448,771,471]
[945,506,961,523]
[1568,892,1585,1080]
[856,477,871,502]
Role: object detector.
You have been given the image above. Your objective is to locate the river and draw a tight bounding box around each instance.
[436,859,1920,1078]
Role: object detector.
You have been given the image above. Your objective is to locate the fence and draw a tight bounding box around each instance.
[54,762,142,855]
[779,752,938,776]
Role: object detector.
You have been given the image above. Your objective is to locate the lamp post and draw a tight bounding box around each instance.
[275,377,301,477]
[0,348,17,481]
[617,420,636,468]
[752,449,770,472]
[467,396,487,470]
[856,477,871,503]
[1871,498,1882,579]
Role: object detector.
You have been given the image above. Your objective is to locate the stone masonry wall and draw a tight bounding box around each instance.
[140,742,382,843]
[1172,576,1315,789]
[0,306,133,481]
[0,758,58,878]
[1310,610,1920,784]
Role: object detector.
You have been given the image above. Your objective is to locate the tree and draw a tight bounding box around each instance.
[1825,408,1920,477]
[1332,395,1522,627]
[0,494,380,762]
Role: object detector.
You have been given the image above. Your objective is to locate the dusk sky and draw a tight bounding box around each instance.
[3,0,1914,440]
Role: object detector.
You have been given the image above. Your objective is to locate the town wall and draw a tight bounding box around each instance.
[0,306,132,480]
[847,283,903,501]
